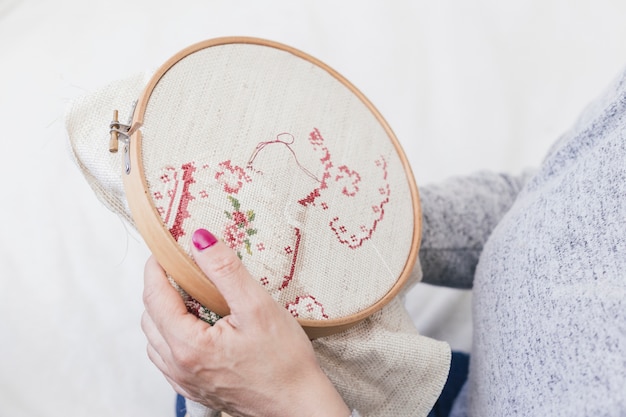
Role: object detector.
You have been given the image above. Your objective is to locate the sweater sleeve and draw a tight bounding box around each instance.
[417,170,534,289]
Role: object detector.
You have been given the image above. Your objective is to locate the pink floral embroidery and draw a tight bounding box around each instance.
[182,294,221,325]
[215,160,252,194]
[335,165,361,196]
[329,157,390,249]
[223,195,258,259]
[296,129,390,250]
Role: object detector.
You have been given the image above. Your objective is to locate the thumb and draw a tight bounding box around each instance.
[190,228,269,319]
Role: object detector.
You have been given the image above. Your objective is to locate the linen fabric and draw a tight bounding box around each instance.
[66,44,451,416]
[138,43,415,320]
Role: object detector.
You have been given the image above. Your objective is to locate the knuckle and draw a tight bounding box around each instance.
[210,251,244,279]
[142,284,157,307]
[171,346,197,370]
[245,297,266,316]
[139,311,149,331]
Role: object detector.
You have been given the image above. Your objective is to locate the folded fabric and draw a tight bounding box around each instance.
[66,71,450,417]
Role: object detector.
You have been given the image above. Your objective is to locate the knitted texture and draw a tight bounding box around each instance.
[66,42,451,416]
[420,68,626,416]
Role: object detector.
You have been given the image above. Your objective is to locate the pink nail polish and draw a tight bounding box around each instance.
[192,229,218,250]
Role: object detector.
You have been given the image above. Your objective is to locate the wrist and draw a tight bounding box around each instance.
[298,369,350,417]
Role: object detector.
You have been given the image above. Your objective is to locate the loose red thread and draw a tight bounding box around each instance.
[280,227,302,290]
[247,132,320,183]
[298,129,335,206]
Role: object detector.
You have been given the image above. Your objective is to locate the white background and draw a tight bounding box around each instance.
[2,1,626,416]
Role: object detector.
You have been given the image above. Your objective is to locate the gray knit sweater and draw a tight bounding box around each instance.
[419,69,626,416]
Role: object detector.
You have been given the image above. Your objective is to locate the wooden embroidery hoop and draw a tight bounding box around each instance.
[111,37,421,339]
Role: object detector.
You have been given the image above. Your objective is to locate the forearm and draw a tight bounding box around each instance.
[418,170,534,289]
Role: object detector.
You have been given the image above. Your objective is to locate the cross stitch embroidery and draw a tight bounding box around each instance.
[280,227,302,290]
[215,160,252,194]
[298,128,391,249]
[329,157,390,248]
[150,128,393,321]
[286,295,329,320]
[223,195,258,259]
[153,163,196,242]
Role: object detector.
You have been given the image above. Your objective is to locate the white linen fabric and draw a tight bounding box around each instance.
[66,57,451,416]
[4,1,626,416]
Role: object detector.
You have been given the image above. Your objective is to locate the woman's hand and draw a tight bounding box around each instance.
[141,229,350,417]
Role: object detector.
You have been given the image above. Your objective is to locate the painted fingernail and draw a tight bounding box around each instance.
[192,229,218,250]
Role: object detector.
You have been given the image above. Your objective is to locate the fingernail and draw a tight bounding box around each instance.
[192,229,218,250]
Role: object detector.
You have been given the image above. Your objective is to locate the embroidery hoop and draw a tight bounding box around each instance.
[112,37,421,338]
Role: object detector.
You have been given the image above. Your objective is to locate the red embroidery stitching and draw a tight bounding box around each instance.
[152,128,392,321]
[328,157,390,249]
[179,291,221,325]
[286,295,329,319]
[335,165,361,196]
[298,128,363,207]
[215,160,252,194]
[155,167,178,226]
[295,129,391,249]
[298,188,321,206]
[154,164,196,242]
[298,129,334,206]
[280,227,302,290]
[169,162,196,241]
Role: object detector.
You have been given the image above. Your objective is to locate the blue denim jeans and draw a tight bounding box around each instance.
[427,351,470,417]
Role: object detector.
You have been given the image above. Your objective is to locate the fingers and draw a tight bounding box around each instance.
[191,229,269,321]
[142,263,211,401]
[142,310,191,397]
[142,257,210,353]
[143,256,205,340]
[140,240,349,416]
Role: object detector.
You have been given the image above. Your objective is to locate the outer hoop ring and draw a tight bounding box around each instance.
[122,37,421,338]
